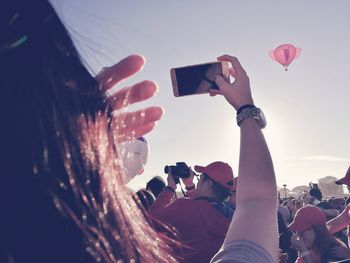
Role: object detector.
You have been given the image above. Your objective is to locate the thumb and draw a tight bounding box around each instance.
[215,75,228,90]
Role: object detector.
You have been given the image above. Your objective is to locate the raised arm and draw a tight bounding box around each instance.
[327,203,350,235]
[213,55,278,262]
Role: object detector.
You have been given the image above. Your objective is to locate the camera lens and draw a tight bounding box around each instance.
[164,165,169,174]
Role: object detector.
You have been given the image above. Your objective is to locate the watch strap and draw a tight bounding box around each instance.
[237,104,255,115]
[236,106,266,128]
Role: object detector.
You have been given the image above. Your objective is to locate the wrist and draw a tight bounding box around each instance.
[236,99,254,111]
[237,104,255,114]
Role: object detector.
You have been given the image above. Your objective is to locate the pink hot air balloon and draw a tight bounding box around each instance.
[269,44,301,71]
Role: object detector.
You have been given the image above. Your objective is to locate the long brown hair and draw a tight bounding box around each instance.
[0,0,178,262]
[311,225,345,258]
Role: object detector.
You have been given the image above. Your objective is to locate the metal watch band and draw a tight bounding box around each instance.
[236,106,266,128]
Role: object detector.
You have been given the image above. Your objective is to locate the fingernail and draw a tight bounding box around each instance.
[154,82,160,93]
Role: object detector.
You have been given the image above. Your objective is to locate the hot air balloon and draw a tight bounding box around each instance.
[117,137,149,182]
[269,44,301,71]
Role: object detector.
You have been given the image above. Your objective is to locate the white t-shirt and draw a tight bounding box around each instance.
[210,239,274,263]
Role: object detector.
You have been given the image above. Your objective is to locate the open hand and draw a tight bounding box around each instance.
[96,55,163,141]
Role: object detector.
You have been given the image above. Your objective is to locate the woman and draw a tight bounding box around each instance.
[0,0,177,262]
[289,205,348,263]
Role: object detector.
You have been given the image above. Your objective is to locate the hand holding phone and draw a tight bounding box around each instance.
[214,55,254,110]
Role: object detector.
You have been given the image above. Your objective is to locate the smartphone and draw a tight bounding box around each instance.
[170,61,229,97]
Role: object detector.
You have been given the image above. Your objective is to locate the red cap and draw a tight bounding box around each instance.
[194,161,234,190]
[288,205,326,232]
[335,166,350,186]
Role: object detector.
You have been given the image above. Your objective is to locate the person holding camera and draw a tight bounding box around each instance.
[150,161,235,263]
[303,186,339,220]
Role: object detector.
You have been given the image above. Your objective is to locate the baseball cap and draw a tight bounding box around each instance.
[288,205,326,232]
[194,161,234,190]
[335,166,350,186]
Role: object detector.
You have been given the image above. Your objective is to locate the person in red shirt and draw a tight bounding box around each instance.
[150,161,235,263]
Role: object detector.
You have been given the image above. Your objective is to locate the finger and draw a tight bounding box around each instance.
[229,67,236,78]
[112,106,163,138]
[108,80,158,110]
[209,89,221,97]
[117,123,156,142]
[217,55,247,77]
[96,55,145,92]
[214,75,230,91]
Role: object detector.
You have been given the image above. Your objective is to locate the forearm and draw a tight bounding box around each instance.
[224,118,278,262]
[327,212,349,234]
[237,118,277,205]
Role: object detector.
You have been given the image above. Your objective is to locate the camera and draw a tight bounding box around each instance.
[309,182,319,189]
[164,162,190,180]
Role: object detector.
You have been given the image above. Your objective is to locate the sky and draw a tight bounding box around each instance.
[52,0,350,192]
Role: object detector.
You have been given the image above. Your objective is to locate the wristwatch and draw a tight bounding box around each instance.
[236,105,267,128]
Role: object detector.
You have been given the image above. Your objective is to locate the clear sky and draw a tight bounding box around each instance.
[53,0,350,191]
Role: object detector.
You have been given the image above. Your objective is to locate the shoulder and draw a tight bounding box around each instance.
[317,201,333,209]
[210,239,274,263]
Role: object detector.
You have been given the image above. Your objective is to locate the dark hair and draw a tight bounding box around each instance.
[146,176,166,198]
[0,1,177,262]
[311,225,345,259]
[136,189,155,210]
[309,188,323,201]
[202,174,231,202]
[277,213,297,261]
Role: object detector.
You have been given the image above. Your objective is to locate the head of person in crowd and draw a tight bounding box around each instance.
[194,161,234,202]
[335,166,350,192]
[0,0,176,262]
[285,198,297,212]
[146,176,166,198]
[288,205,346,261]
[136,189,155,211]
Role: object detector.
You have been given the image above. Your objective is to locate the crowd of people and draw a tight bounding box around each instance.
[135,167,350,263]
[1,0,349,263]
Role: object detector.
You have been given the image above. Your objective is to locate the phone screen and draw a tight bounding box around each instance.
[171,62,225,97]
